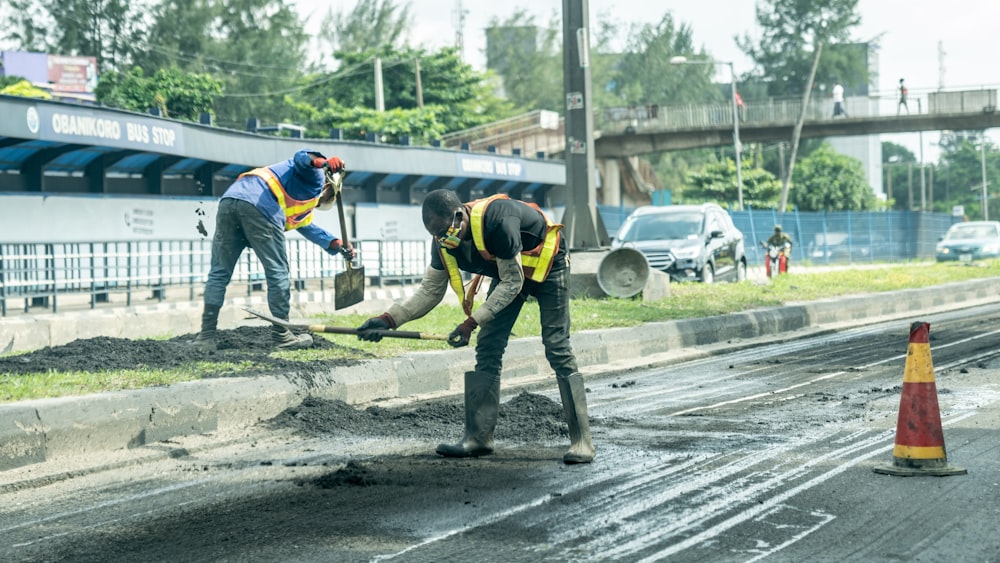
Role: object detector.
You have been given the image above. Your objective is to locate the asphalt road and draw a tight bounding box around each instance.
[2,302,999,562]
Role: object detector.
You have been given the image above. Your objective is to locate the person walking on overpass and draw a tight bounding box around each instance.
[898,78,909,115]
[192,149,355,351]
[355,188,595,464]
[832,82,848,118]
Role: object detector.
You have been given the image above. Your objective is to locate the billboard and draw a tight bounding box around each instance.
[47,55,98,93]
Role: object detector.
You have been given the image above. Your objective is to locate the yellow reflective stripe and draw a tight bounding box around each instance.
[893,444,946,459]
[241,168,319,231]
[521,223,562,282]
[439,248,470,315]
[470,194,507,256]
[469,194,560,282]
[903,343,936,383]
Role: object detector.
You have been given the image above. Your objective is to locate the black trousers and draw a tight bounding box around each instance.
[474,266,578,379]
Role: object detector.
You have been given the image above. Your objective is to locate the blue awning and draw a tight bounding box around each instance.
[344,170,374,185]
[108,153,162,175]
[377,173,410,188]
[214,163,252,180]
[45,146,122,173]
[497,180,522,194]
[442,176,475,191]
[0,140,65,170]
[163,158,210,176]
[411,175,441,189]
[521,182,546,197]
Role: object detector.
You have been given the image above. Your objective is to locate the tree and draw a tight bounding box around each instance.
[95,67,224,121]
[684,159,782,209]
[937,133,1000,220]
[319,0,412,58]
[484,9,564,113]
[134,0,220,73]
[790,143,876,211]
[614,14,716,107]
[737,0,865,98]
[881,141,917,210]
[293,46,517,134]
[2,0,49,52]
[206,0,310,128]
[45,0,146,72]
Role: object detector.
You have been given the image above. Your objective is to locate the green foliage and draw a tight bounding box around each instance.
[684,159,782,209]
[199,0,310,128]
[937,134,1000,220]
[614,14,716,106]
[790,143,877,211]
[95,67,223,121]
[313,102,449,144]
[484,10,564,113]
[319,0,412,57]
[135,0,220,73]
[2,0,49,51]
[737,0,865,97]
[0,80,53,99]
[292,46,518,136]
[42,0,147,72]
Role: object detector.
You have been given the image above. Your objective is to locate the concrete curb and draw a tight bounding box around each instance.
[2,278,999,472]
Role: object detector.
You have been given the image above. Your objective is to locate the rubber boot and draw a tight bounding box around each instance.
[191,304,221,352]
[557,372,595,464]
[271,324,313,349]
[436,371,501,458]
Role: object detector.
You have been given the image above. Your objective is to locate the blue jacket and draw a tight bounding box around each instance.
[222,149,340,253]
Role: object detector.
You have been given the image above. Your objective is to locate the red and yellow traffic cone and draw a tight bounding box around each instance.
[873,321,966,477]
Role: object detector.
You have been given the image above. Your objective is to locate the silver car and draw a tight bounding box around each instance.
[611,203,747,283]
[935,221,1000,262]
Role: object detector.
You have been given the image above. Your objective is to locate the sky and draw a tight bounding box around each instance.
[301,0,1000,162]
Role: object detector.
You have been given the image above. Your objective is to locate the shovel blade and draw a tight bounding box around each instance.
[334,265,365,310]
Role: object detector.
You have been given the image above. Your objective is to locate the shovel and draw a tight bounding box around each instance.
[243,307,448,341]
[328,169,366,310]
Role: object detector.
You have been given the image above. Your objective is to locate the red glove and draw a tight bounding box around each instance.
[325,156,345,172]
[448,317,478,348]
[329,239,356,260]
[311,157,346,172]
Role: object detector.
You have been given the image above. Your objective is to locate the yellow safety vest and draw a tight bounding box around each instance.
[240,167,320,231]
[439,194,563,315]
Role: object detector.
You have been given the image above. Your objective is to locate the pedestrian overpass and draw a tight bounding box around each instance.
[441,86,1000,158]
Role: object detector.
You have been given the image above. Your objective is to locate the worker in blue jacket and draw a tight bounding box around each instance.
[193,149,354,351]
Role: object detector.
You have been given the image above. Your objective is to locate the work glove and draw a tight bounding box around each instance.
[447,317,478,348]
[328,239,356,260]
[357,313,396,342]
[329,239,355,260]
[312,156,345,173]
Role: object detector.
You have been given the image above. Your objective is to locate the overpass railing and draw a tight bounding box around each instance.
[597,86,999,134]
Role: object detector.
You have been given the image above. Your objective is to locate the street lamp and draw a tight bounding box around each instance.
[671,55,743,210]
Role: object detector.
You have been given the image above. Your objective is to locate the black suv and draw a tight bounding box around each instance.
[611,203,747,283]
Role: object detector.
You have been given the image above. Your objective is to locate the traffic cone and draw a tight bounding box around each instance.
[873,321,966,477]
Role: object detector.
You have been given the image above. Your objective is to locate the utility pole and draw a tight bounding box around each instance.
[560,0,609,249]
[981,132,989,220]
[452,0,467,62]
[779,42,822,212]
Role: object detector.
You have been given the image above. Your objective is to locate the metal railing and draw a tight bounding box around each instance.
[0,208,962,316]
[0,238,432,316]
